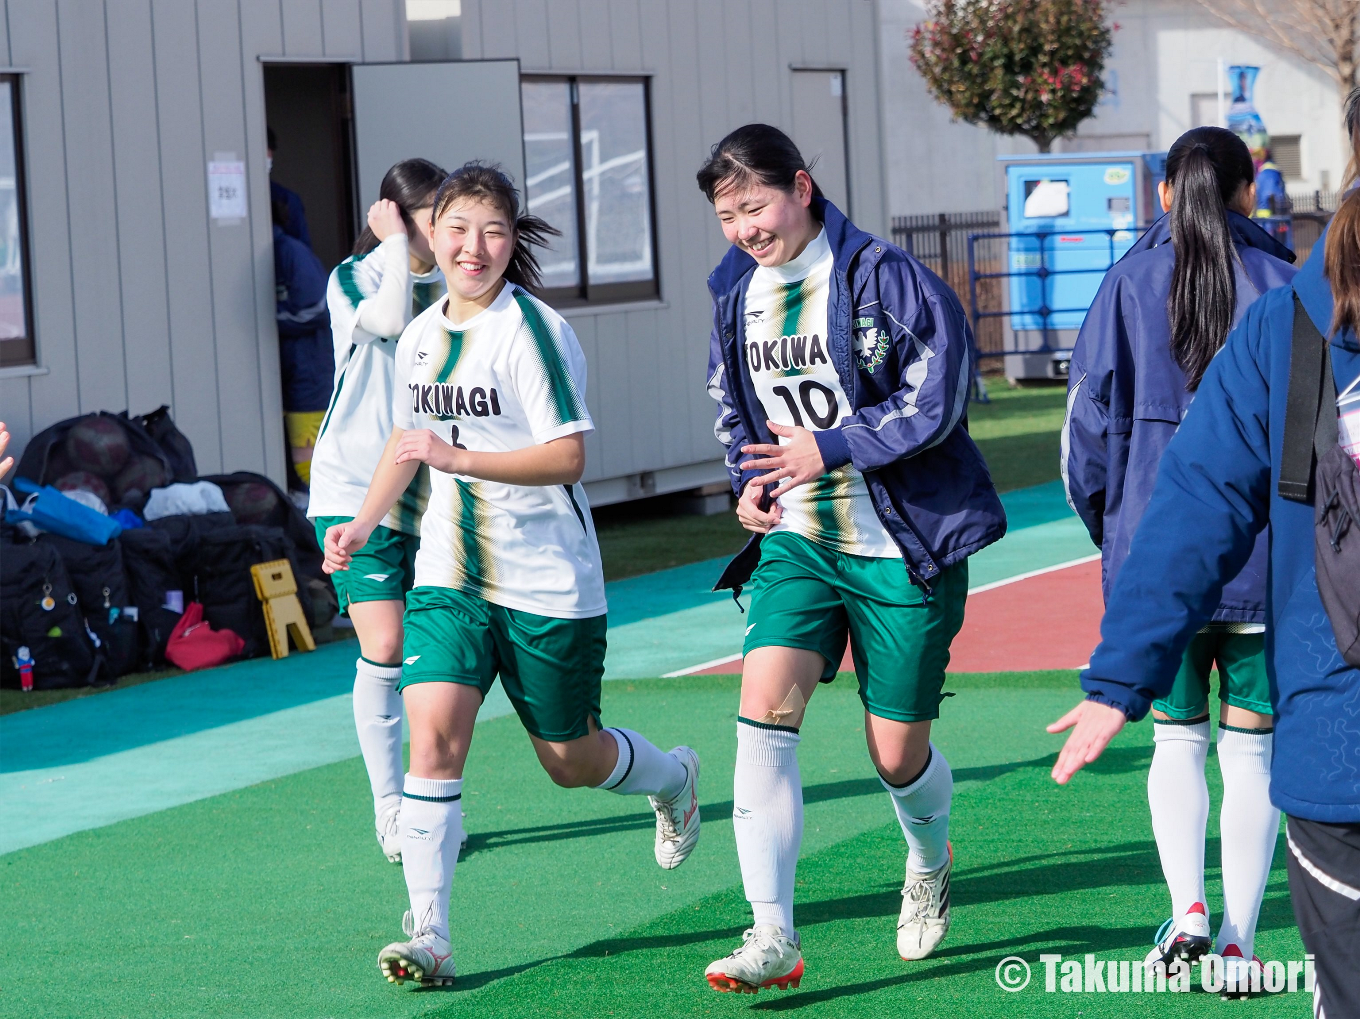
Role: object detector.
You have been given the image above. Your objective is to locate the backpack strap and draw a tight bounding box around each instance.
[1280,295,1336,502]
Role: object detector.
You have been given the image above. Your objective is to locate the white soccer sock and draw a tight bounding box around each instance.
[1216,725,1279,958]
[733,720,803,938]
[1148,718,1211,918]
[353,658,405,819]
[400,775,463,942]
[595,728,687,801]
[881,743,954,873]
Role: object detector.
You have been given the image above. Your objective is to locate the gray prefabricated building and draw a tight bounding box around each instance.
[0,0,888,507]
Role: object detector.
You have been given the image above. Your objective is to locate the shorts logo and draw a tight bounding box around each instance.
[417,351,429,361]
[404,655,421,665]
[363,573,391,582]
[854,320,890,373]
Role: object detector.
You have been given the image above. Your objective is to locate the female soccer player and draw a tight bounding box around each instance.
[309,158,448,863]
[698,125,1005,993]
[1063,127,1295,984]
[324,163,702,987]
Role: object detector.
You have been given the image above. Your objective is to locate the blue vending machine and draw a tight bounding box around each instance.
[997,152,1162,381]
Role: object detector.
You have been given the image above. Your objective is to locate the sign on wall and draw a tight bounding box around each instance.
[208,153,247,222]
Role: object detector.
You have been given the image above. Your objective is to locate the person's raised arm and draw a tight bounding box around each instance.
[354,200,415,341]
[1048,290,1278,783]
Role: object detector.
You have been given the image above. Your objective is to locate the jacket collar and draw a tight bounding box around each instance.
[1123,210,1296,264]
[706,197,873,297]
[1292,227,1360,351]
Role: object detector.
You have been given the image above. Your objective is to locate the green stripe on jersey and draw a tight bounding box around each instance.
[452,479,495,596]
[392,464,431,536]
[315,344,357,441]
[436,328,465,384]
[335,258,365,310]
[513,290,585,427]
[413,280,441,316]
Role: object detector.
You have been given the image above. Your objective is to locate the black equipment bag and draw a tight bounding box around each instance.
[39,533,140,679]
[1278,295,1360,665]
[203,471,336,625]
[119,526,183,667]
[0,536,102,689]
[148,511,236,591]
[14,411,174,514]
[193,524,308,659]
[126,405,197,482]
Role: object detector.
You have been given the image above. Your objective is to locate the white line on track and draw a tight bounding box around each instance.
[660,553,1103,678]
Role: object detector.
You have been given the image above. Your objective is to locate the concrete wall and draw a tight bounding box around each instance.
[0,0,406,484]
[462,0,889,504]
[879,0,1346,217]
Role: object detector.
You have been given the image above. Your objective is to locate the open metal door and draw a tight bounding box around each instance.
[790,70,850,215]
[351,59,526,208]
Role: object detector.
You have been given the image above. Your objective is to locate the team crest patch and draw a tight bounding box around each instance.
[854,320,890,373]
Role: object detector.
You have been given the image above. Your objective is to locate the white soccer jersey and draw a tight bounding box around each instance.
[309,236,445,534]
[744,230,900,558]
[393,283,606,619]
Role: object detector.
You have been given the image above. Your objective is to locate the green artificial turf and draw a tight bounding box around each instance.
[0,670,1300,1018]
[969,378,1068,494]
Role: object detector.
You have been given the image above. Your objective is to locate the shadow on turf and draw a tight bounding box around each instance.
[459,748,1153,859]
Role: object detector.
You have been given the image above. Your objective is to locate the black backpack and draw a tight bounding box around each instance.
[0,535,103,689]
[119,527,184,667]
[39,533,140,680]
[1279,295,1360,665]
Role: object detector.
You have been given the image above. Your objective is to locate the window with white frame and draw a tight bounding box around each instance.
[521,76,658,305]
[0,75,33,368]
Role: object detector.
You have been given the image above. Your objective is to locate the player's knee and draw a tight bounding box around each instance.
[872,743,929,786]
[541,756,592,788]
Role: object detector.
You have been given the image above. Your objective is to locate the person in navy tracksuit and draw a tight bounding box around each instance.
[1063,126,1296,983]
[1052,103,1360,1016]
[273,199,334,493]
[696,124,1005,993]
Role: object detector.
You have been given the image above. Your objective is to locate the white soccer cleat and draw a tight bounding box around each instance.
[376,804,402,863]
[897,843,952,960]
[1220,944,1264,999]
[650,746,701,870]
[378,912,456,987]
[1144,901,1212,970]
[705,925,803,993]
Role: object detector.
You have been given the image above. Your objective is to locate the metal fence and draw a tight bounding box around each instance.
[891,211,1003,356]
[1287,189,1340,265]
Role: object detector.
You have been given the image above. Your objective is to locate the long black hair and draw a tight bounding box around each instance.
[1164,126,1255,390]
[351,158,447,257]
[430,162,559,294]
[695,123,825,213]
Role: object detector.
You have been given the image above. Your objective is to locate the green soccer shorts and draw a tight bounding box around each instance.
[1152,630,1271,719]
[399,586,609,743]
[313,516,418,614]
[742,531,968,723]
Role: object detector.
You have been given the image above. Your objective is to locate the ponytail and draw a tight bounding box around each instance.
[1325,87,1360,338]
[1164,127,1255,390]
[431,162,560,294]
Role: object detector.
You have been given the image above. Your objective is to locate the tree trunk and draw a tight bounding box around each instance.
[1034,135,1053,153]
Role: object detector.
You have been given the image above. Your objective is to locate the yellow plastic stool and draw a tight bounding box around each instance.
[250,559,316,659]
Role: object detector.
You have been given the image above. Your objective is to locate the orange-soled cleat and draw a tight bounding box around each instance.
[705,925,802,993]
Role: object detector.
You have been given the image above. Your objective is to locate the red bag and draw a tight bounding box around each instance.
[164,601,244,671]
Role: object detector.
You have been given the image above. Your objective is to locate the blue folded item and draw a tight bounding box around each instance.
[112,508,144,530]
[7,477,123,546]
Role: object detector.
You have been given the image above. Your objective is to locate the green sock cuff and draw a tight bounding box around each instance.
[360,656,403,669]
[1152,714,1211,726]
[1218,723,1274,735]
[737,715,800,734]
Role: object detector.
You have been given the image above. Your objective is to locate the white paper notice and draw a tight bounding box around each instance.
[208,159,247,220]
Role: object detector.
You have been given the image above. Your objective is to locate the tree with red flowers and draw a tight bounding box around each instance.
[909,0,1114,152]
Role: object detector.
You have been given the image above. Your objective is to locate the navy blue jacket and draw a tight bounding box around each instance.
[271,180,312,249]
[1063,211,1296,622]
[274,224,334,413]
[707,199,1006,591]
[1081,235,1360,822]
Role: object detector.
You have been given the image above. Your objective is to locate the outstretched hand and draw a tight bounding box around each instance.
[1047,699,1128,784]
[0,421,11,477]
[739,421,827,499]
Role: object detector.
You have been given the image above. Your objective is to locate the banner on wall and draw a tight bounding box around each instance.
[1225,65,1269,156]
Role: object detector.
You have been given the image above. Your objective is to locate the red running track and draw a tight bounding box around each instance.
[695,557,1104,676]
